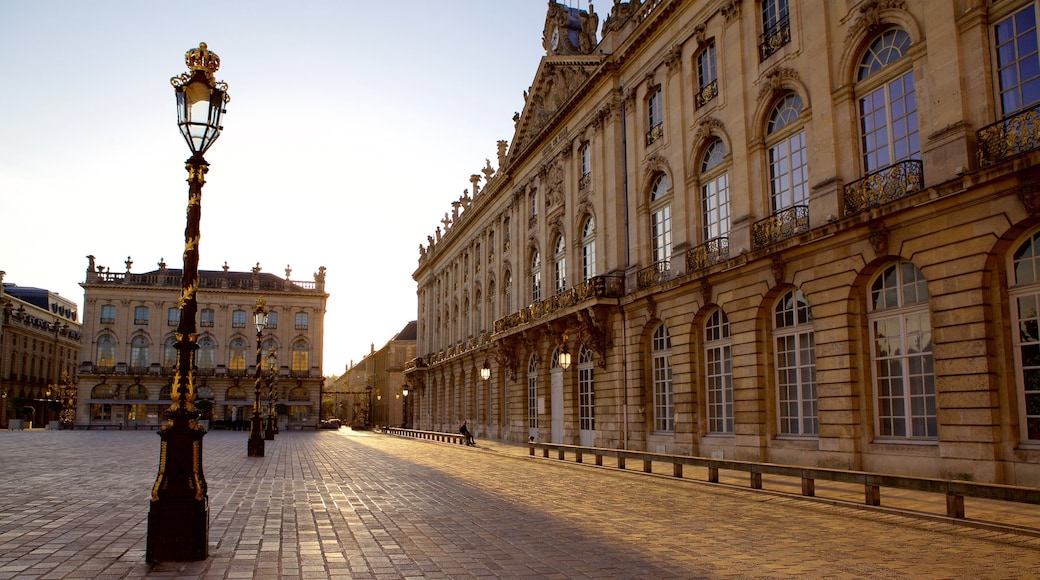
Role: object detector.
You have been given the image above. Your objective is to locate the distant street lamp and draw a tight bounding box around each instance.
[402,387,410,428]
[249,298,269,457]
[147,42,229,565]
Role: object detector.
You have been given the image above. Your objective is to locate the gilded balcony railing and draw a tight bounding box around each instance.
[687,237,729,273]
[759,17,791,61]
[843,159,924,215]
[646,123,664,146]
[752,205,809,249]
[637,260,670,290]
[696,80,718,108]
[977,103,1040,166]
[492,275,624,333]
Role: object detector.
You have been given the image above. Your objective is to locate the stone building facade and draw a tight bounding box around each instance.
[0,272,82,428]
[405,0,1040,485]
[329,321,417,428]
[76,256,327,429]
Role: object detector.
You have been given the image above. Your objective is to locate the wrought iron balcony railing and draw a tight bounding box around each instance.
[977,102,1040,166]
[752,205,809,249]
[646,123,664,146]
[687,237,729,273]
[637,260,670,290]
[843,159,924,215]
[760,17,791,61]
[696,80,718,108]
[492,275,624,334]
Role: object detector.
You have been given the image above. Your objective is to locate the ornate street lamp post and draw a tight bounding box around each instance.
[146,42,229,565]
[249,298,269,457]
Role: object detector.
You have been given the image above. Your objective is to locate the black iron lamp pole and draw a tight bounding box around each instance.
[146,42,229,565]
[249,298,269,457]
[264,349,277,440]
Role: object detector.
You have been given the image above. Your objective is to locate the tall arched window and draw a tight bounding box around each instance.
[553,234,567,295]
[474,289,482,333]
[705,308,734,434]
[229,337,247,371]
[774,289,817,436]
[96,335,115,369]
[701,138,730,242]
[504,271,513,314]
[857,28,918,173]
[531,250,542,303]
[869,261,935,439]
[1009,230,1040,441]
[488,280,497,325]
[130,335,149,370]
[91,383,114,421]
[578,347,595,432]
[652,324,674,432]
[581,216,597,281]
[767,93,808,212]
[163,336,177,368]
[197,337,215,369]
[527,355,539,430]
[650,173,672,266]
[292,340,309,373]
[262,338,278,368]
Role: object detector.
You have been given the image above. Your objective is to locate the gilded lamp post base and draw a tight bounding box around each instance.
[145,411,209,564]
[248,415,265,457]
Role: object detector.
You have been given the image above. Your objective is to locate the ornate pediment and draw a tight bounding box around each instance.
[511,55,604,160]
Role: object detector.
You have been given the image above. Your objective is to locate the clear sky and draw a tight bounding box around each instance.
[0,1,567,376]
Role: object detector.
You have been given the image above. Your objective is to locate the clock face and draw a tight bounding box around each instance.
[551,27,560,51]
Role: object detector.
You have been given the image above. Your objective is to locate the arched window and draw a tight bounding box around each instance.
[126,384,147,399]
[292,340,309,373]
[581,216,597,281]
[578,347,595,432]
[705,308,734,434]
[553,234,567,295]
[774,289,817,436]
[869,261,935,440]
[579,142,592,189]
[504,271,513,314]
[474,290,482,333]
[767,93,809,212]
[126,383,148,422]
[163,336,177,368]
[226,385,247,400]
[652,324,674,432]
[197,337,215,369]
[857,28,918,173]
[288,387,309,401]
[1009,230,1040,441]
[488,281,497,325]
[262,338,278,368]
[96,335,115,369]
[130,335,149,370]
[531,250,542,303]
[229,338,247,372]
[528,355,539,430]
[91,383,114,421]
[650,173,672,266]
[701,138,730,242]
[91,384,114,398]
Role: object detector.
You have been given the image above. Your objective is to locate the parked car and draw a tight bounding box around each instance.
[320,418,342,430]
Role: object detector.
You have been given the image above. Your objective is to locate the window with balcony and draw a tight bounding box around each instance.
[100,304,115,325]
[705,308,733,434]
[167,307,180,327]
[760,0,791,60]
[229,337,247,372]
[96,334,115,369]
[768,93,808,211]
[582,216,597,281]
[774,289,817,437]
[650,173,672,266]
[130,335,149,370]
[996,5,1040,115]
[701,138,730,242]
[504,271,513,314]
[579,142,592,190]
[200,308,214,328]
[488,281,497,324]
[652,323,674,433]
[647,86,664,145]
[163,336,177,368]
[292,340,309,373]
[858,29,919,173]
[232,309,246,328]
[295,312,309,330]
[553,234,567,295]
[531,250,542,303]
[197,337,215,369]
[869,261,936,440]
[696,41,718,107]
[267,311,278,329]
[134,306,149,326]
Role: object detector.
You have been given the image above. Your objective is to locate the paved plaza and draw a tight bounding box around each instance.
[0,429,1039,579]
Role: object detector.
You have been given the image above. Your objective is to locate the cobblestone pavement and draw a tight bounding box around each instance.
[0,429,1038,579]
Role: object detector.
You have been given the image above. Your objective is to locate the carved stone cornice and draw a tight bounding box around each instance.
[849,1,908,39]
[869,221,890,257]
[758,67,801,103]
[771,254,786,285]
[721,0,742,23]
[665,44,683,75]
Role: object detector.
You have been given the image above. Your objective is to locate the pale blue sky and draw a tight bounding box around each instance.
[0,1,567,375]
